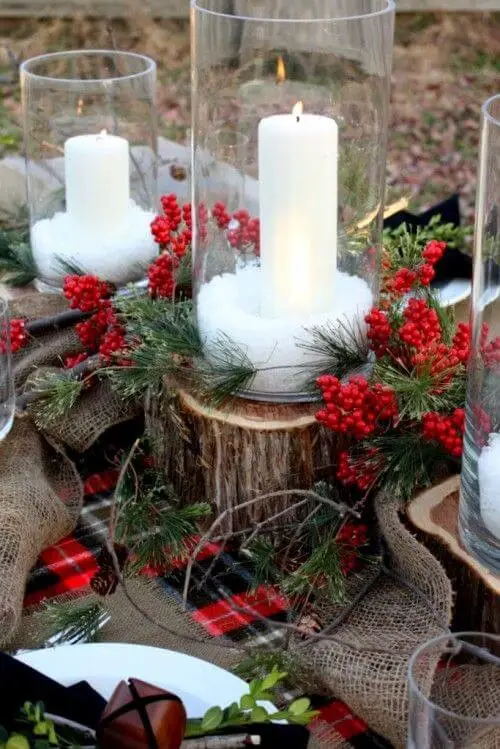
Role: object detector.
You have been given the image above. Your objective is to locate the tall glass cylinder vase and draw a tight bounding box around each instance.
[20,50,158,289]
[460,94,500,572]
[191,0,395,402]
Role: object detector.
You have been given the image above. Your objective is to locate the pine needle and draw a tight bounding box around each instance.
[373,358,466,421]
[298,317,370,388]
[54,255,86,277]
[192,334,256,406]
[283,538,347,604]
[371,430,451,501]
[0,229,36,286]
[31,373,84,427]
[41,600,106,645]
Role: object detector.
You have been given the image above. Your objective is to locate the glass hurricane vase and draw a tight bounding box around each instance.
[191,0,396,402]
[460,94,500,573]
[20,50,158,289]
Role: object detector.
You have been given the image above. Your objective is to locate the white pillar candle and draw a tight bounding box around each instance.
[259,103,338,318]
[65,131,130,237]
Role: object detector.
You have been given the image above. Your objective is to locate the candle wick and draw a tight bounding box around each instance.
[296,115,300,123]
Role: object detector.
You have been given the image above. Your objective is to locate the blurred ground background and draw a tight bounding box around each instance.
[0,10,499,225]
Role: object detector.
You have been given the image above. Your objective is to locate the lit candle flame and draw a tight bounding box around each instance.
[276,55,286,84]
[99,129,107,137]
[76,97,84,116]
[293,101,304,121]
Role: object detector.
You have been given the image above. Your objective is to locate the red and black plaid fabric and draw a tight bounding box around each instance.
[23,425,392,749]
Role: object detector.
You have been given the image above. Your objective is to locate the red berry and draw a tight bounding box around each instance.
[63,274,111,313]
[0,318,28,354]
[148,252,180,298]
[64,352,88,369]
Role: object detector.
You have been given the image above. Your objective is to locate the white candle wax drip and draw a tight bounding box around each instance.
[259,104,338,318]
[478,432,500,539]
[197,264,373,396]
[31,131,157,285]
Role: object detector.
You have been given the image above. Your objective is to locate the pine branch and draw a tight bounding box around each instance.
[298,317,370,388]
[282,538,347,605]
[115,458,211,569]
[17,356,99,420]
[31,374,84,428]
[192,334,256,406]
[41,600,106,645]
[54,255,86,277]
[373,358,466,421]
[370,429,452,501]
[0,229,36,286]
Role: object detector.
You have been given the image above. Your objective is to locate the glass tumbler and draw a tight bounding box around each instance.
[408,632,500,748]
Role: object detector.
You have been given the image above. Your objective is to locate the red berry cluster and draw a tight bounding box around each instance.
[227,209,261,255]
[0,318,28,354]
[148,253,180,299]
[151,215,171,245]
[422,408,465,458]
[75,305,114,351]
[365,308,391,358]
[212,201,231,229]
[383,239,447,297]
[151,195,192,258]
[161,194,182,232]
[316,375,398,439]
[398,298,441,349]
[480,324,500,368]
[418,240,447,287]
[451,323,471,365]
[336,522,370,575]
[99,326,128,364]
[63,275,111,312]
[386,268,417,296]
[473,404,492,447]
[337,448,384,492]
[422,239,447,264]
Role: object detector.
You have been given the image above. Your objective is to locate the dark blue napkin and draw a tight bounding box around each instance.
[0,653,105,731]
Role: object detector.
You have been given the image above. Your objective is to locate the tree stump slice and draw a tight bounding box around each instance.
[146,382,338,532]
[407,476,500,634]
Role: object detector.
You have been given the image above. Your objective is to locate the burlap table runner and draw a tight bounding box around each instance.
[0,292,137,647]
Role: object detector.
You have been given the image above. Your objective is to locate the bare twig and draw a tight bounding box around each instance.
[183,489,359,604]
[26,308,91,335]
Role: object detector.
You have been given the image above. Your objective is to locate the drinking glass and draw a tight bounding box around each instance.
[408,632,500,748]
[0,298,15,441]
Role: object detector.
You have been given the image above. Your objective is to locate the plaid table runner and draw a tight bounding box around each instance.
[24,426,392,749]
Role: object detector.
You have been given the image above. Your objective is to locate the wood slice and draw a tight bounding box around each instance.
[407,477,500,634]
[146,382,338,532]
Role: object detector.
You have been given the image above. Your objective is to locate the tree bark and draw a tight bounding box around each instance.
[146,381,338,532]
[407,476,500,634]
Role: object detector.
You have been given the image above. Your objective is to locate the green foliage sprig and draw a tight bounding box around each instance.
[0,228,36,287]
[185,666,318,738]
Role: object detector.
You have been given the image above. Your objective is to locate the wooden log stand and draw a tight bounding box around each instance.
[146,381,338,532]
[407,476,500,634]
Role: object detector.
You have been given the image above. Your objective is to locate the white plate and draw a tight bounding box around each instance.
[433,279,472,308]
[17,643,255,719]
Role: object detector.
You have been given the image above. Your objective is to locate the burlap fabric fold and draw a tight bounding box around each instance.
[296,490,453,749]
[0,292,137,646]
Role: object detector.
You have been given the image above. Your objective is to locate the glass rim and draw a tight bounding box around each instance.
[408,631,500,725]
[20,49,156,85]
[483,94,500,127]
[190,0,395,23]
